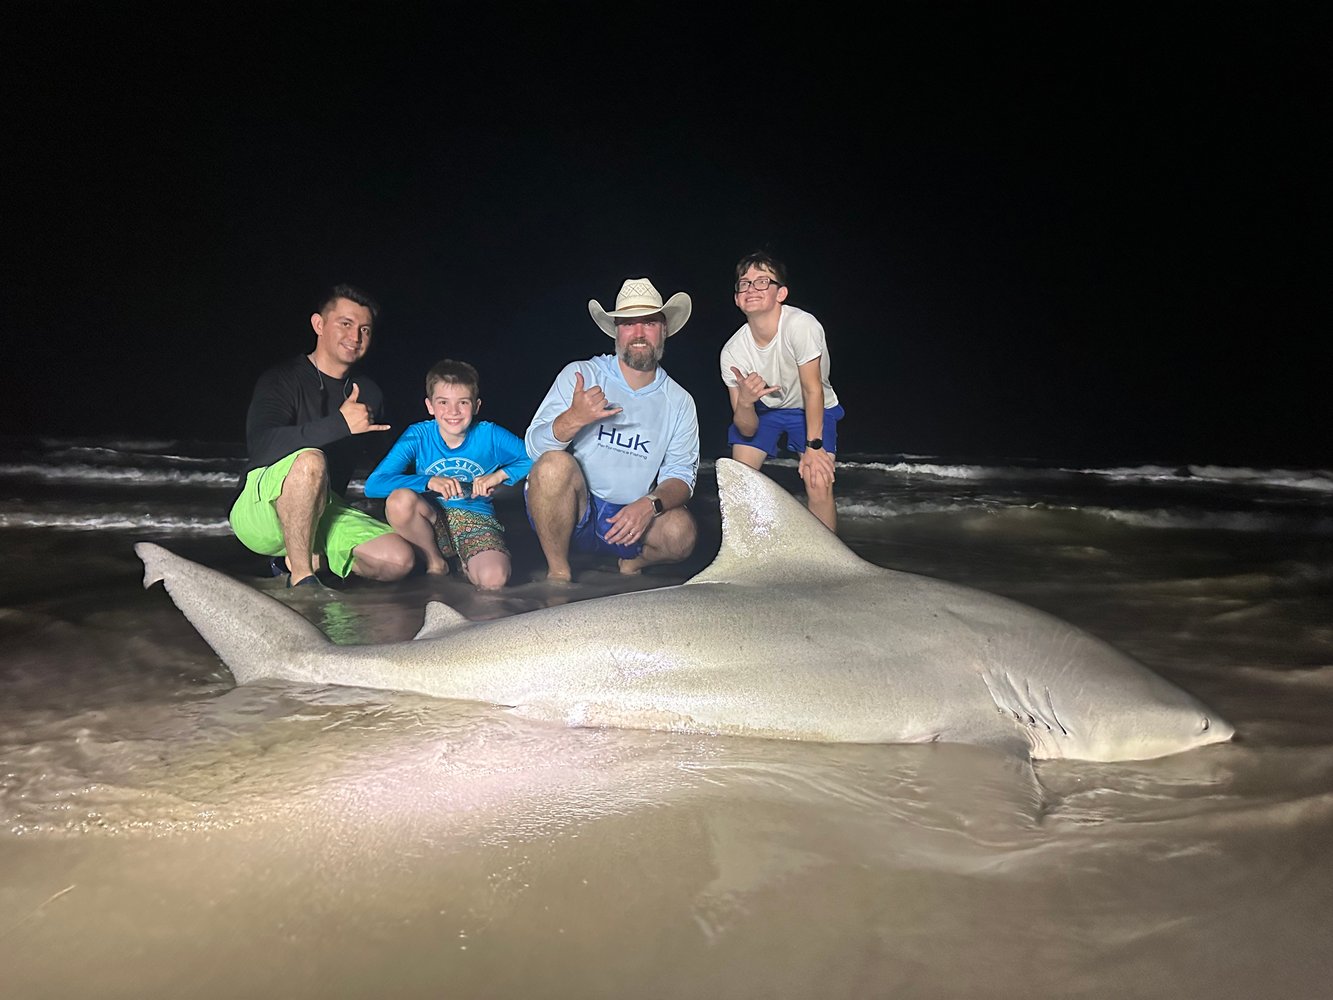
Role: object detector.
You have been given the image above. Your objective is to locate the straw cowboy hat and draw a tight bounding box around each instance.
[588,278,692,338]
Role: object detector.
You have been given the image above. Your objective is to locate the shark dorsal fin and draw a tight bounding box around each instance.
[413,601,472,640]
[686,459,880,586]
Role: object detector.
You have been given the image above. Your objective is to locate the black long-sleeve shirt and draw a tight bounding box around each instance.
[233,355,389,500]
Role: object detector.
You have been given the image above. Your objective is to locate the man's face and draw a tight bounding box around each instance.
[734,265,787,316]
[615,315,667,372]
[311,298,374,367]
[425,382,480,439]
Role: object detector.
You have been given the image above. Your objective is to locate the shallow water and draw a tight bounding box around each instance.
[1,440,1331,998]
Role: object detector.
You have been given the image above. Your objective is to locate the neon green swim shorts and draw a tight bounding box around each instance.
[228,448,394,578]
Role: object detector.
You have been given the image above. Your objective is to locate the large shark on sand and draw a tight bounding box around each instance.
[136,460,1233,762]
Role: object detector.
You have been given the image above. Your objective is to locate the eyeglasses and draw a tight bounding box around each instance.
[735,276,782,292]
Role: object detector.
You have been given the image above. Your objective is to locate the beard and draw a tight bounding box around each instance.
[619,339,664,372]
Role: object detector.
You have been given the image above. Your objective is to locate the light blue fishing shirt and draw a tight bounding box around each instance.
[524,354,699,504]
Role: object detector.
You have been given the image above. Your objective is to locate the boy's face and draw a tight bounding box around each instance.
[425,381,481,439]
[734,264,788,317]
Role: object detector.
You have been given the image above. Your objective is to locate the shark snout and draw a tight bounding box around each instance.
[1199,712,1235,746]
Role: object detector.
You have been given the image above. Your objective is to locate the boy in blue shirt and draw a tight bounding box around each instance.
[365,359,532,589]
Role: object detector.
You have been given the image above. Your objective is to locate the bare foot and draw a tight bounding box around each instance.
[425,560,451,577]
[544,568,573,584]
[617,557,644,576]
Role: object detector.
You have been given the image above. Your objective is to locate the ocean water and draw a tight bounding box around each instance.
[1,435,1331,998]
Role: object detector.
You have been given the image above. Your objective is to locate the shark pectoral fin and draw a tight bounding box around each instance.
[413,601,472,640]
[971,730,1036,762]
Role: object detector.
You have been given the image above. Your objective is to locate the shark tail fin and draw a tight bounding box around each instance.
[136,542,331,686]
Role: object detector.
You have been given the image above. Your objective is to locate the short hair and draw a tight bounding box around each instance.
[318,283,380,322]
[734,251,788,287]
[425,359,480,398]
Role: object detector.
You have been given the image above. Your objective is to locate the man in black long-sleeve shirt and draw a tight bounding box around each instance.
[228,284,414,585]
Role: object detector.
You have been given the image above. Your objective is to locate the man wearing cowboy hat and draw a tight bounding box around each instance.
[524,277,699,581]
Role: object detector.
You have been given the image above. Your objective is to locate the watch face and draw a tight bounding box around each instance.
[651,496,664,516]
[808,438,824,450]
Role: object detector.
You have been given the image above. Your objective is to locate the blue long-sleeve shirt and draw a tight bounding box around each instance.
[364,420,532,516]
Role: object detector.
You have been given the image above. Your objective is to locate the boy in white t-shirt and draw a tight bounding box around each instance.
[719,252,843,531]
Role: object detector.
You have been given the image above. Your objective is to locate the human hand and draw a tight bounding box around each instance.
[340,383,391,435]
[603,497,655,546]
[799,446,835,490]
[427,475,467,499]
[567,371,623,429]
[730,367,781,407]
[470,471,506,498]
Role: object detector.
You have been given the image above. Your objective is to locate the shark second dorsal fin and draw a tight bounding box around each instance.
[413,601,473,640]
[686,459,881,586]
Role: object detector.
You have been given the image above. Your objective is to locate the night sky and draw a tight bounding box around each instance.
[7,2,1328,466]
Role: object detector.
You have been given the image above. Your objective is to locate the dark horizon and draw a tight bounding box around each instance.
[7,3,1328,468]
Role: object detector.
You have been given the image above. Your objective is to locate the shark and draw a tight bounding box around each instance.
[136,459,1233,762]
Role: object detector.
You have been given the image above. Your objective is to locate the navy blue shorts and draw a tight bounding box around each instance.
[524,489,645,560]
[728,404,845,458]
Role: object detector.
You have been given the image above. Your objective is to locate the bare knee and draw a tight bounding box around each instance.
[379,538,416,580]
[353,534,416,582]
[287,449,328,485]
[385,487,427,525]
[467,552,511,591]
[277,451,329,510]
[647,508,697,562]
[528,451,582,495]
[670,510,699,558]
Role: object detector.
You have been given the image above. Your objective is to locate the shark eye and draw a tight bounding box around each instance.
[1200,718,1211,733]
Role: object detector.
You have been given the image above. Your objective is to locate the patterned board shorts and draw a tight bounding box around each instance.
[433,506,508,563]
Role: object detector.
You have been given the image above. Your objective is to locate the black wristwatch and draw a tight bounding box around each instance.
[807,438,824,451]
[647,494,664,516]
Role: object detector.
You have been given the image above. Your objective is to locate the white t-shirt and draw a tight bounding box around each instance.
[719,304,839,411]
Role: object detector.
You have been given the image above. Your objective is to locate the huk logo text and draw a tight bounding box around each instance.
[597,425,651,454]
